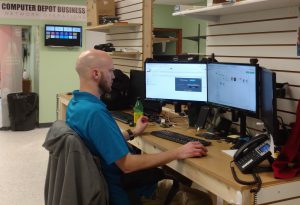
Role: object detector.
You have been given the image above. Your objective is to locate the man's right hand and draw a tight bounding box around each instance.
[176,141,208,159]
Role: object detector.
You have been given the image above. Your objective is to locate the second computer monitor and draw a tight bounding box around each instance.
[145,61,207,103]
[207,63,258,114]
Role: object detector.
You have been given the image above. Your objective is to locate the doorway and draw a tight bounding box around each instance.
[0,25,33,128]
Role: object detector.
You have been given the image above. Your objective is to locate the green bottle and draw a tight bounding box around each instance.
[133,97,143,126]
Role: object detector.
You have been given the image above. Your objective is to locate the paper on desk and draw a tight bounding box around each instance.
[222,149,237,157]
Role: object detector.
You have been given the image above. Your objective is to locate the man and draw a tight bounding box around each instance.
[66,49,208,205]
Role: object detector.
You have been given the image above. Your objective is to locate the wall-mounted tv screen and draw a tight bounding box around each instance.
[45,24,82,47]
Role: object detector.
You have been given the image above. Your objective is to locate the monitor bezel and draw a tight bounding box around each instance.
[207,62,259,117]
[260,67,279,144]
[44,24,82,47]
[144,59,208,104]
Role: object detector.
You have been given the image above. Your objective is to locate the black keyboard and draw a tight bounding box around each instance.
[110,111,133,124]
[150,130,211,146]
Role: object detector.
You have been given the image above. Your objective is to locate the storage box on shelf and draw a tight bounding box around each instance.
[87,0,116,27]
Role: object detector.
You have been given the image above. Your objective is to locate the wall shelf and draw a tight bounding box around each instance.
[173,0,300,22]
[86,22,141,32]
[108,51,141,58]
[153,37,178,44]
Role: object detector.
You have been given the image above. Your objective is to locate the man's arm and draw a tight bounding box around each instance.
[115,141,207,173]
[121,116,148,141]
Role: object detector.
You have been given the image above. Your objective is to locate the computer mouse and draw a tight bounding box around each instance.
[129,121,134,127]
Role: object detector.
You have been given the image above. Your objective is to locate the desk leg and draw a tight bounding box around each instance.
[208,191,218,205]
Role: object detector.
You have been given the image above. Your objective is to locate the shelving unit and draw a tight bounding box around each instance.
[153,28,182,54]
[108,51,141,58]
[173,0,300,22]
[86,22,142,59]
[86,22,141,32]
[183,24,206,54]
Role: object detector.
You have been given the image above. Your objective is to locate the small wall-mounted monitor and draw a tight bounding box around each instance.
[44,24,82,47]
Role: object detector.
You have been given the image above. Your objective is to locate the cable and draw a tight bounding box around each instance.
[230,161,262,205]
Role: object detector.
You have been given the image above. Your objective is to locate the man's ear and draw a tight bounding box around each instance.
[92,69,101,80]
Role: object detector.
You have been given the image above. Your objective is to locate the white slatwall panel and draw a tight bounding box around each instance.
[207,32,296,45]
[207,19,298,35]
[113,58,143,68]
[207,46,297,58]
[277,98,298,113]
[215,57,300,72]
[206,6,300,132]
[117,2,142,14]
[118,11,143,21]
[108,40,142,48]
[112,0,145,72]
[221,7,298,23]
[116,0,142,8]
[286,87,300,100]
[107,32,143,40]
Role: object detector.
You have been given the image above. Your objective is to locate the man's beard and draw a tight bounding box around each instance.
[98,76,111,94]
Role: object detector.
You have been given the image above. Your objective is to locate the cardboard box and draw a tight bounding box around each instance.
[97,0,115,16]
[87,0,115,27]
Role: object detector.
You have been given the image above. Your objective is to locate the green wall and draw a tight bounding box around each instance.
[153,5,182,29]
[153,4,207,55]
[0,0,85,123]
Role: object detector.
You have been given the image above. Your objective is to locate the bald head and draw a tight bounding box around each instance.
[75,49,115,96]
[76,49,112,79]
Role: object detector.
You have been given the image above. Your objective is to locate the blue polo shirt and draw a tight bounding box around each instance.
[66,90,132,205]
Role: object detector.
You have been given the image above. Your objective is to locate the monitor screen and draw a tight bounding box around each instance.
[145,61,207,103]
[45,24,82,47]
[260,67,279,143]
[129,69,162,114]
[207,63,258,114]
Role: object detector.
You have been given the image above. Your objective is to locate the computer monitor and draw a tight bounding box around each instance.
[207,62,258,115]
[145,60,207,103]
[129,70,145,105]
[260,67,280,144]
[129,69,162,115]
[153,54,199,62]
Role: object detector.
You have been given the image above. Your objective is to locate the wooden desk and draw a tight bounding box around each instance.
[57,94,300,205]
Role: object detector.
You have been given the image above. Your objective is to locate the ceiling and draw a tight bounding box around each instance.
[154,0,206,5]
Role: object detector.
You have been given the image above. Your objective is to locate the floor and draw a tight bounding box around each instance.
[0,127,49,205]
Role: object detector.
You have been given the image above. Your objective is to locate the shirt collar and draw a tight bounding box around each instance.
[72,90,107,107]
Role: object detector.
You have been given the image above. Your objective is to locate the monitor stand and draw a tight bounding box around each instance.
[230,112,251,149]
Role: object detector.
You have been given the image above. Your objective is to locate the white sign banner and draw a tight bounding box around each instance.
[0,1,86,22]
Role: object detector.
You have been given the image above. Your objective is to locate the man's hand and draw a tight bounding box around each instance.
[133,116,148,136]
[176,141,208,159]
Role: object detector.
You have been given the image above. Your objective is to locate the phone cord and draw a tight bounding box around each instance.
[230,161,262,205]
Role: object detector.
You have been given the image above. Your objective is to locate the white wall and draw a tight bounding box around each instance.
[85,31,106,49]
[206,6,299,131]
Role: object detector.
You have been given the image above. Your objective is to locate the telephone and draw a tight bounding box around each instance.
[230,134,273,196]
[233,134,272,174]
